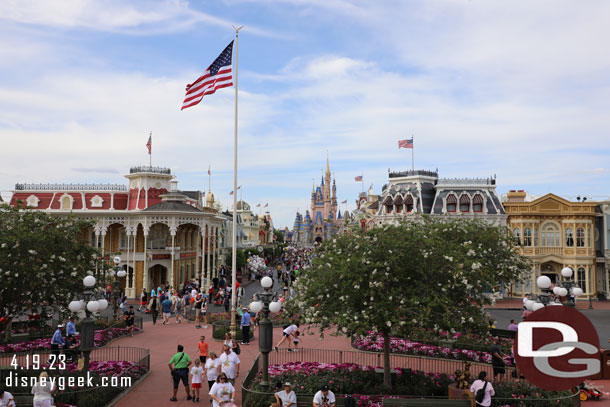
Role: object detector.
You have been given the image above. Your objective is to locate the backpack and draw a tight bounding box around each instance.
[475,381,488,404]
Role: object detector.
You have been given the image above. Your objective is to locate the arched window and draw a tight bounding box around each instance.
[394,195,403,214]
[472,194,484,213]
[405,195,414,213]
[513,227,521,244]
[576,227,585,247]
[541,223,560,247]
[60,194,73,210]
[577,267,586,293]
[533,227,538,246]
[459,195,470,212]
[523,228,532,246]
[383,195,393,214]
[565,228,574,247]
[446,194,457,213]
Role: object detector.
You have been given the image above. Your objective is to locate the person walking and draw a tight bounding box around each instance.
[169,344,192,402]
[275,323,299,351]
[194,294,204,329]
[162,295,173,325]
[240,306,251,345]
[195,335,209,364]
[209,373,235,407]
[50,324,65,359]
[490,337,506,382]
[31,371,55,407]
[148,295,159,325]
[223,332,235,352]
[139,288,148,312]
[217,345,240,385]
[470,371,494,406]
[124,305,135,336]
[174,293,184,323]
[204,352,219,400]
[190,359,205,403]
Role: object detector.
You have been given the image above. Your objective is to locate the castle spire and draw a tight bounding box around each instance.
[326,150,330,175]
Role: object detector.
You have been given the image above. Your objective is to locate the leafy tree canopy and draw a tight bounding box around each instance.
[0,204,98,326]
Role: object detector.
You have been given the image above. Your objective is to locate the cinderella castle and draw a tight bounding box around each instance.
[292,157,342,244]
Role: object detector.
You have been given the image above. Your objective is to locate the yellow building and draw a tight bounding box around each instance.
[504,191,599,299]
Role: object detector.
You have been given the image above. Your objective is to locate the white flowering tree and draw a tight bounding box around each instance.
[288,217,530,388]
[0,204,97,338]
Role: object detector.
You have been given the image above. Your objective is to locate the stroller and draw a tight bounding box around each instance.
[574,382,604,401]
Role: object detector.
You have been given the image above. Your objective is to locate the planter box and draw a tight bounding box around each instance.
[438,339,456,349]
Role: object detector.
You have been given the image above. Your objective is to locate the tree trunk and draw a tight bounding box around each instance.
[383,330,392,389]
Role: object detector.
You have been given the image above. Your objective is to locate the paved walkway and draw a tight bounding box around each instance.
[487,298,610,310]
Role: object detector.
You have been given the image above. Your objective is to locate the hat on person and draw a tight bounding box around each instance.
[284,382,292,387]
[321,385,329,391]
[57,324,64,328]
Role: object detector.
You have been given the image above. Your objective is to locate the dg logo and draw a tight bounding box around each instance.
[515,306,600,391]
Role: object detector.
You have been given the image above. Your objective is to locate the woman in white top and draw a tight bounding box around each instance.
[31,371,55,407]
[469,371,495,407]
[209,373,235,407]
[204,351,220,391]
[223,332,235,350]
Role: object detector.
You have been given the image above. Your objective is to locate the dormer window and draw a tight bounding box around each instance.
[90,195,104,208]
[60,194,73,211]
[473,194,484,213]
[26,195,40,208]
[459,194,470,212]
[405,195,413,212]
[446,194,457,212]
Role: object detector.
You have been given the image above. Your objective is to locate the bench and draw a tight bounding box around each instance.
[383,398,472,407]
[13,394,34,406]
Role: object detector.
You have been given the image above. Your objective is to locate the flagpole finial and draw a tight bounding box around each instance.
[232,25,244,33]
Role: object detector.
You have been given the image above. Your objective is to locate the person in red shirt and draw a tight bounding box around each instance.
[195,335,209,364]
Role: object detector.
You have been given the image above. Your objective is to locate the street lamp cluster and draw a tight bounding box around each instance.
[249,276,282,387]
[524,267,583,311]
[67,256,126,370]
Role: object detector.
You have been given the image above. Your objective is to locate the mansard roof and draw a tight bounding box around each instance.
[144,201,202,213]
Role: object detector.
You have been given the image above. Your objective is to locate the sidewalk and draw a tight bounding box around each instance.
[487,298,610,310]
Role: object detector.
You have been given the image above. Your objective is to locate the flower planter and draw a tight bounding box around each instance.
[212,320,255,341]
[438,339,456,349]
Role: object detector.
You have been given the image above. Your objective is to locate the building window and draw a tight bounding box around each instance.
[533,227,538,246]
[472,194,484,213]
[576,227,585,247]
[405,195,414,212]
[541,223,560,247]
[90,195,104,208]
[446,194,457,213]
[60,194,73,210]
[395,204,402,214]
[565,228,574,247]
[26,195,40,208]
[577,267,586,293]
[119,231,127,250]
[523,228,532,246]
[513,227,521,244]
[459,195,470,212]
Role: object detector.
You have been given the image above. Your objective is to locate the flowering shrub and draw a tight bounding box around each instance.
[492,381,575,407]
[353,332,513,366]
[0,326,140,353]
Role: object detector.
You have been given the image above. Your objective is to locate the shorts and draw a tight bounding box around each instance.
[196,309,201,317]
[172,368,189,388]
[163,312,171,318]
[493,364,505,375]
[191,383,202,389]
[293,341,299,345]
[126,322,134,327]
[283,333,290,337]
[141,301,146,305]
[199,356,207,364]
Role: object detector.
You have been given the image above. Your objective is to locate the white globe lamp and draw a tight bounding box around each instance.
[97,299,109,310]
[536,276,552,289]
[532,302,545,311]
[249,301,263,313]
[83,275,96,287]
[557,287,568,297]
[572,287,583,297]
[113,256,121,266]
[552,287,561,295]
[117,269,127,278]
[261,276,273,289]
[269,301,282,313]
[561,267,573,278]
[87,301,100,313]
[69,301,81,313]
[525,300,535,311]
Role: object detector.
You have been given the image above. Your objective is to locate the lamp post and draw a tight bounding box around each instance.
[109,256,127,319]
[249,276,282,388]
[525,269,583,312]
[68,274,109,371]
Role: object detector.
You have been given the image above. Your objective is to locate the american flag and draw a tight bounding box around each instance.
[398,138,413,149]
[146,135,151,154]
[229,185,241,195]
[256,204,261,207]
[181,41,234,110]
[355,175,363,181]
[264,203,268,208]
[341,200,347,204]
[208,165,211,176]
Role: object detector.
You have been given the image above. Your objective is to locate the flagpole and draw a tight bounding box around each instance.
[149,131,152,167]
[361,175,364,192]
[230,25,243,339]
[208,165,211,194]
[411,135,414,172]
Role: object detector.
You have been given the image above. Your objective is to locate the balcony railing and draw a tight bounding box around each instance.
[436,177,496,186]
[388,169,438,178]
[129,166,171,175]
[15,183,127,191]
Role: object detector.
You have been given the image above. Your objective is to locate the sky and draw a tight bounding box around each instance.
[1,0,610,228]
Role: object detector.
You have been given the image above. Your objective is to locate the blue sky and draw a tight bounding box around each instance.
[1,0,610,228]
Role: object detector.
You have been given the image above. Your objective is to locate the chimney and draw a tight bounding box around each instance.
[506,190,526,202]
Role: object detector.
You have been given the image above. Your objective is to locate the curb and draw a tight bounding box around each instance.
[105,368,152,407]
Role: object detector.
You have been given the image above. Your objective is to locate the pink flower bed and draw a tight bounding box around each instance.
[268,361,403,376]
[0,327,140,353]
[353,332,513,366]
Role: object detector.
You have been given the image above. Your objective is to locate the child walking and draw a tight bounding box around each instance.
[190,359,205,403]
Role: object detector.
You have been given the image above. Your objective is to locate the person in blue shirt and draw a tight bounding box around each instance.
[50,325,65,358]
[66,317,77,336]
[162,297,173,325]
[240,306,251,345]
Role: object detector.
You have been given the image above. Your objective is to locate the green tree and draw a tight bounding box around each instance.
[0,204,98,336]
[226,249,247,269]
[273,229,285,243]
[288,217,530,388]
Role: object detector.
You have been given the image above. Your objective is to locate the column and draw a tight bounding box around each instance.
[143,226,149,291]
[212,226,217,279]
[170,227,177,289]
[131,229,136,296]
[206,224,211,281]
[196,227,202,288]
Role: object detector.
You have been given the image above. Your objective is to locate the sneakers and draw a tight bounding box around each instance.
[196,398,200,402]
[274,346,278,352]
[170,397,178,401]
[287,349,293,352]
[187,395,193,400]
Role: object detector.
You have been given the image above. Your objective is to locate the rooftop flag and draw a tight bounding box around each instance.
[181,41,234,110]
[355,175,363,182]
[264,203,268,208]
[398,138,413,149]
[146,135,151,154]
[341,200,347,204]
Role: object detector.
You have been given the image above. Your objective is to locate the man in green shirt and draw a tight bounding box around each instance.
[169,344,192,402]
